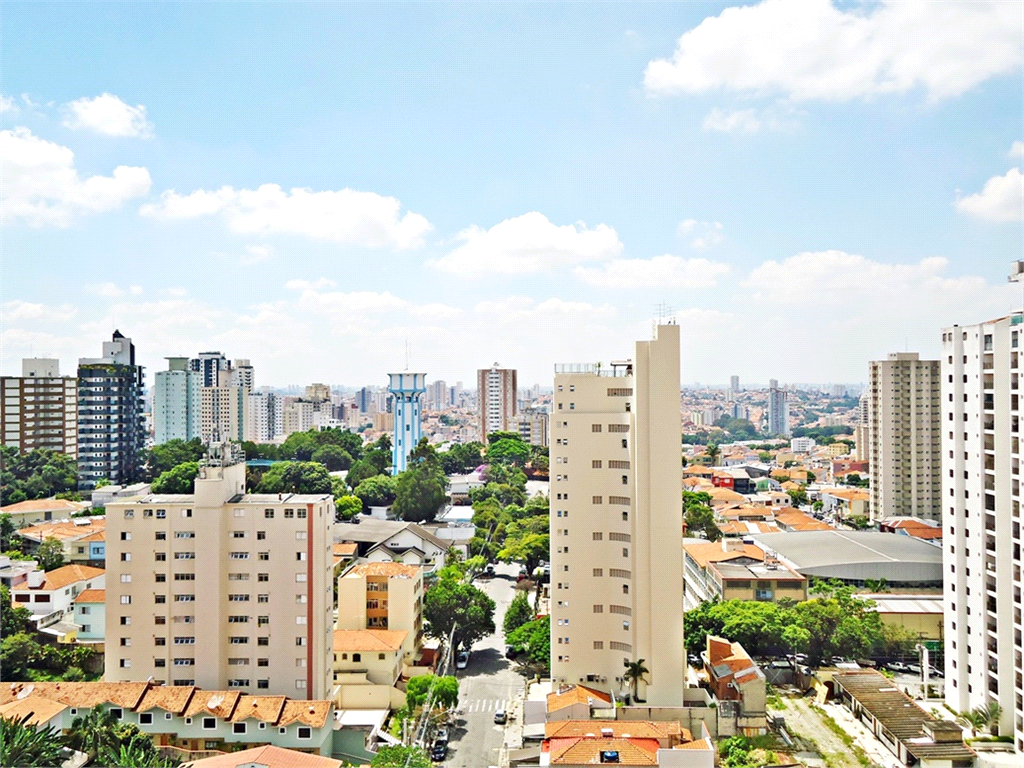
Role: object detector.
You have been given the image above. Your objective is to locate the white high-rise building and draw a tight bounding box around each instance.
[246,390,283,442]
[478,365,517,441]
[853,392,870,462]
[730,375,740,393]
[942,313,1023,750]
[867,353,941,521]
[153,357,202,445]
[231,359,255,392]
[190,351,230,387]
[767,385,790,437]
[550,323,684,705]
[104,442,335,698]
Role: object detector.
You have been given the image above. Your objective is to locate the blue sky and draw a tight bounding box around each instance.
[2,0,1021,388]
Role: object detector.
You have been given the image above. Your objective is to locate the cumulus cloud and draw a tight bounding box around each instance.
[85,283,144,298]
[0,94,17,113]
[0,127,152,226]
[1010,141,1024,159]
[702,108,761,133]
[575,255,730,288]
[1,300,77,323]
[677,219,725,249]
[63,93,154,137]
[140,184,432,249]
[644,0,1022,101]
[955,168,1023,222]
[431,212,623,276]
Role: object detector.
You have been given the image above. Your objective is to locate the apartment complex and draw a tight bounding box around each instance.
[190,352,231,387]
[512,407,550,447]
[1,358,78,458]
[941,313,1023,749]
[550,323,684,705]
[335,562,423,663]
[478,364,517,441]
[104,442,335,700]
[77,331,146,490]
[247,390,284,442]
[766,384,790,437]
[867,353,942,521]
[154,357,202,444]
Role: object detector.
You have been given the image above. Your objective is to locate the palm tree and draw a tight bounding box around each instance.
[864,578,890,593]
[623,659,650,703]
[67,706,122,761]
[955,707,989,738]
[706,444,720,466]
[977,701,1003,735]
[0,714,67,767]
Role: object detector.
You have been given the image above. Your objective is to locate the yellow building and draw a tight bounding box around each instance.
[335,562,423,664]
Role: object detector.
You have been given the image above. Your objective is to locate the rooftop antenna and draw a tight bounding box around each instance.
[653,303,675,334]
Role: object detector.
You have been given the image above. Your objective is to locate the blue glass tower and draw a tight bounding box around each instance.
[387,372,427,473]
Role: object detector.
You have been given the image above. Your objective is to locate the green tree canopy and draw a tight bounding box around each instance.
[498,532,549,575]
[371,745,431,767]
[683,492,722,541]
[392,438,447,523]
[1,585,32,639]
[35,537,65,571]
[354,475,398,509]
[507,615,550,671]
[423,576,496,653]
[439,442,484,474]
[254,462,333,495]
[150,461,199,494]
[334,495,363,521]
[1,447,78,505]
[0,714,66,767]
[486,438,531,466]
[503,592,535,638]
[311,444,352,471]
[405,674,459,710]
[142,438,206,479]
[486,431,522,444]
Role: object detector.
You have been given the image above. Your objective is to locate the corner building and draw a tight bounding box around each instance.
[550,323,684,705]
[104,443,334,700]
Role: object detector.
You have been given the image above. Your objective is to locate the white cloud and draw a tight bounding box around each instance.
[0,94,17,113]
[140,184,432,249]
[1010,141,1024,159]
[1,300,77,323]
[955,168,1023,222]
[63,93,154,138]
[677,219,724,249]
[645,0,1022,101]
[0,127,152,226]
[431,212,623,276]
[702,108,761,133]
[575,255,730,288]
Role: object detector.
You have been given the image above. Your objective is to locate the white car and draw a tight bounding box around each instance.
[456,651,469,670]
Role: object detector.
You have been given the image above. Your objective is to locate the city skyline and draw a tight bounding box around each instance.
[2,1,1021,385]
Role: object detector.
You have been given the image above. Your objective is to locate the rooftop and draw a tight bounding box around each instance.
[751,531,942,571]
[17,518,106,542]
[1,498,90,515]
[333,629,408,653]
[180,745,342,768]
[546,684,612,713]
[11,564,105,592]
[73,588,105,604]
[344,562,422,579]
[544,720,688,742]
[683,541,765,569]
[548,737,660,766]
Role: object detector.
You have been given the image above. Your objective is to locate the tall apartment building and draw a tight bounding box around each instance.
[767,385,790,437]
[153,357,201,445]
[550,323,684,705]
[425,379,449,411]
[730,375,740,394]
[478,365,517,441]
[190,352,230,387]
[247,390,283,443]
[336,562,424,663]
[231,359,255,392]
[77,331,145,490]
[867,353,941,521]
[200,369,246,444]
[942,313,1023,750]
[104,442,335,699]
[1,359,78,458]
[512,407,549,447]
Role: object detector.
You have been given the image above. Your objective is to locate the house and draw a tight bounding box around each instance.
[772,508,832,533]
[336,562,424,663]
[331,543,358,573]
[877,517,943,544]
[16,518,106,567]
[820,488,871,520]
[0,497,90,526]
[540,721,714,767]
[72,588,106,642]
[180,745,342,768]
[832,670,974,768]
[702,636,766,736]
[0,554,41,589]
[10,564,105,627]
[544,684,614,722]
[0,681,335,757]
[335,519,453,564]
[331,629,408,710]
[682,540,806,610]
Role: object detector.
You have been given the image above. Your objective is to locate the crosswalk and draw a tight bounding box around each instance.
[461,698,506,713]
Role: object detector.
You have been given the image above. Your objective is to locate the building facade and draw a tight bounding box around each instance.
[766,385,790,437]
[387,372,425,474]
[941,313,1023,749]
[512,407,550,447]
[77,331,146,490]
[868,353,941,521]
[189,352,231,388]
[477,365,517,441]
[104,443,335,700]
[154,357,202,445]
[1,358,78,458]
[550,323,684,706]
[247,391,284,443]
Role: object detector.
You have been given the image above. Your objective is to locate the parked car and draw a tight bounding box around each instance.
[505,646,517,660]
[484,564,495,577]
[434,727,449,744]
[431,741,448,762]
[907,663,922,674]
[456,651,469,670]
[687,654,701,668]
[928,666,944,678]
[885,661,911,673]
[494,707,507,725]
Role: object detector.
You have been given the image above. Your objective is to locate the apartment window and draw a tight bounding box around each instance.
[257,531,266,540]
[120,637,131,646]
[593,604,604,613]
[621,475,628,485]
[202,718,216,730]
[296,616,307,625]
[153,658,165,667]
[296,552,306,561]
[265,509,275,519]
[120,616,132,625]
[228,657,250,666]
[174,573,195,581]
[120,595,132,605]
[174,637,196,645]
[144,510,153,519]
[622,511,628,521]
[174,552,195,560]
[230,552,250,560]
[155,574,166,583]
[593,568,603,576]
[298,727,312,740]
[295,573,307,582]
[175,531,195,539]
[119,659,131,668]
[154,637,166,646]
[285,509,295,519]
[155,595,166,604]
[593,641,604,650]
[154,616,165,625]
[228,616,250,623]
[258,658,269,667]
[228,594,250,602]
[227,679,249,688]
[258,573,269,582]
[232,531,246,539]
[181,510,192,518]
[295,531,307,540]
[592,423,602,432]
[295,637,306,646]
[156,510,166,519]
[229,637,250,644]
[155,552,167,562]
[297,508,307,519]
[120,531,131,541]
[258,637,269,646]
[228,574,249,581]
[258,594,269,603]
[120,574,132,583]
[232,723,246,734]
[124,511,134,519]
[155,532,166,541]
[120,553,131,562]
[592,460,603,469]
[592,532,603,541]
[258,680,269,689]
[622,548,629,557]
[233,509,245,518]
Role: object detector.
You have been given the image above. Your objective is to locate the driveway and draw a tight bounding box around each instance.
[445,563,526,768]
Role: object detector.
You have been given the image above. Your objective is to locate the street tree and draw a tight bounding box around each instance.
[353,475,398,509]
[311,444,352,471]
[254,461,333,495]
[371,745,431,767]
[503,592,535,637]
[423,577,495,653]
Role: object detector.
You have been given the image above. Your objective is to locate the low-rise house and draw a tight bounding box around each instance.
[72,588,105,642]
[331,629,408,710]
[336,562,423,663]
[0,554,40,589]
[820,488,871,520]
[331,543,358,573]
[16,517,106,567]
[0,681,335,757]
[833,670,974,768]
[335,519,452,565]
[540,721,714,767]
[544,684,614,722]
[702,636,766,736]
[772,508,831,533]
[90,482,151,509]
[0,497,90,526]
[10,564,105,628]
[878,517,942,544]
[180,745,342,768]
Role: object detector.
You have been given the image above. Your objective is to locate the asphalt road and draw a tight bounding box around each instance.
[445,562,526,768]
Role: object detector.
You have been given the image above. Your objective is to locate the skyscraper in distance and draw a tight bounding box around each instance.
[767,384,790,437]
[478,364,517,441]
[730,375,739,393]
[153,357,202,444]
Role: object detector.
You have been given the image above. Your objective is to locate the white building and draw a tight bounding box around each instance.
[942,312,1023,751]
[478,365,517,441]
[10,564,105,619]
[154,357,202,444]
[790,437,816,453]
[550,323,684,705]
[767,385,790,437]
[868,353,941,521]
[247,390,284,442]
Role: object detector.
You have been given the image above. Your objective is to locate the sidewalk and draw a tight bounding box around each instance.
[499,679,527,768]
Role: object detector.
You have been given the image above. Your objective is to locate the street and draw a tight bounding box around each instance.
[445,562,526,768]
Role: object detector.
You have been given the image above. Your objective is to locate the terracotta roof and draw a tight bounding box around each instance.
[546,684,612,713]
[79,530,106,542]
[180,745,341,768]
[332,543,358,556]
[17,519,105,542]
[0,694,69,725]
[674,738,712,751]
[184,690,241,719]
[136,686,197,715]
[277,700,332,729]
[545,720,686,741]
[73,589,105,603]
[344,562,421,579]
[707,488,746,505]
[333,629,408,652]
[718,520,777,536]
[1,498,88,514]
[548,736,660,766]
[11,564,104,592]
[773,509,832,532]
[229,695,287,723]
[823,488,870,501]
[683,542,765,569]
[1,681,149,709]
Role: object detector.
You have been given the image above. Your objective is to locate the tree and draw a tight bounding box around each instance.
[1,447,79,505]
[346,458,381,489]
[705,443,720,466]
[486,438,531,466]
[864,578,890,593]
[486,431,522,445]
[498,532,549,575]
[503,592,535,638]
[392,466,446,523]
[67,707,122,762]
[0,633,40,679]
[507,615,550,671]
[1,584,32,638]
[334,495,362,521]
[0,513,16,551]
[956,707,990,738]
[781,625,811,656]
[683,493,721,542]
[787,488,809,507]
[423,577,496,653]
[311,444,352,471]
[35,536,65,571]
[0,714,66,767]
[254,462,333,495]
[354,475,398,509]
[439,442,484,474]
[142,438,206,479]
[371,745,431,767]
[405,674,459,709]
[150,461,199,494]
[623,659,650,702]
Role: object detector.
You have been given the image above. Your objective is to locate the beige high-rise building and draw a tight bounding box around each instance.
[1,358,78,458]
[550,323,684,706]
[200,368,246,443]
[478,364,517,441]
[867,353,941,521]
[104,443,335,700]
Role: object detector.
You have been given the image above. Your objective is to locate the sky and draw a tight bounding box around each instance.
[1,0,1022,389]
